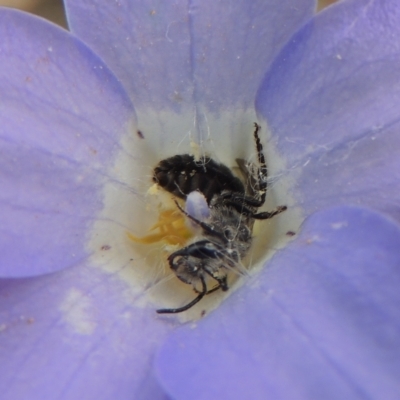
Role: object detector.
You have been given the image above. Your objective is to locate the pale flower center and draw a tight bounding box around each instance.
[87,109,302,321]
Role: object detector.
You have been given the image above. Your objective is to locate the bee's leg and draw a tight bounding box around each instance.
[220,191,265,208]
[217,191,265,213]
[214,192,287,220]
[193,274,228,294]
[174,200,227,242]
[253,205,287,220]
[193,284,221,295]
[253,122,268,206]
[156,276,207,314]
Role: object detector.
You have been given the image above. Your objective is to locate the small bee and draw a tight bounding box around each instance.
[153,123,287,314]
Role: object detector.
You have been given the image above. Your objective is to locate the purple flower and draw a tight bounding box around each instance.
[1,0,399,399]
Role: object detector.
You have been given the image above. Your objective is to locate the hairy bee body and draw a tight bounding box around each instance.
[154,154,245,203]
[153,124,286,314]
[169,196,253,288]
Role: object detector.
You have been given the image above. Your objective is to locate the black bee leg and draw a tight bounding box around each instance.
[174,200,227,242]
[193,283,221,295]
[206,285,224,294]
[194,273,228,294]
[219,191,268,211]
[252,205,287,220]
[222,196,263,213]
[156,276,208,314]
[253,122,268,206]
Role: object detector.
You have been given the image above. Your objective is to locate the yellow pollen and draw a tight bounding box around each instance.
[127,208,193,246]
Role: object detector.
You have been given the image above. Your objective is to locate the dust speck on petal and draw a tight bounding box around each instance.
[331,221,348,229]
[60,288,96,335]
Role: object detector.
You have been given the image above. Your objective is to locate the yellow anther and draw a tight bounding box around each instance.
[128,208,193,246]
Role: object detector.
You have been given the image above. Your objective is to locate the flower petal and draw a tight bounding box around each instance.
[65,0,315,112]
[0,9,136,277]
[256,0,400,220]
[0,263,175,400]
[155,206,400,399]
[65,0,316,181]
[187,0,315,113]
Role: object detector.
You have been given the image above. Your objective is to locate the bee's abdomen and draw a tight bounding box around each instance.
[153,154,245,203]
